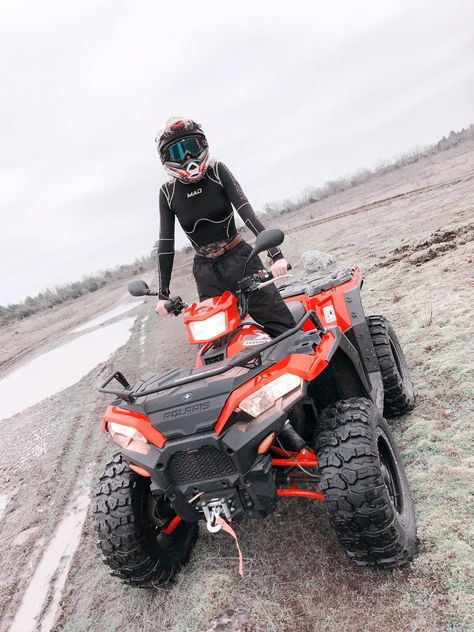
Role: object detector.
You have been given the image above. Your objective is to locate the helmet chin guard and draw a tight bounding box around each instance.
[164,154,209,183]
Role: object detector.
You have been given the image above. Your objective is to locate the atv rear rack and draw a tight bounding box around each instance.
[99,310,325,403]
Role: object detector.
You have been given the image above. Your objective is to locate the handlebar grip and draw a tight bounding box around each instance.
[267,262,292,280]
[164,296,187,316]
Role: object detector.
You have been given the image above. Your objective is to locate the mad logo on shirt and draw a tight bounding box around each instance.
[187,188,203,198]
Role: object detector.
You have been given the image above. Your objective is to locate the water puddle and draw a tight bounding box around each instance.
[139,314,149,346]
[0,317,136,421]
[71,299,143,333]
[0,494,9,521]
[12,526,39,546]
[9,471,91,632]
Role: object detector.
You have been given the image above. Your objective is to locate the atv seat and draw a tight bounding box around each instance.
[280,266,357,299]
[286,299,306,323]
[243,300,305,332]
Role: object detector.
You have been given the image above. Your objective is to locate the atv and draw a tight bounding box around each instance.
[95,229,416,585]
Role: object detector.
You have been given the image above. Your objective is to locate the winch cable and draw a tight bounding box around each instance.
[188,492,243,576]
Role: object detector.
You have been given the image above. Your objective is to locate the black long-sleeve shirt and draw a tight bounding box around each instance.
[157,161,283,297]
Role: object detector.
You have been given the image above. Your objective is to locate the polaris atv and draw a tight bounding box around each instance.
[95,229,416,585]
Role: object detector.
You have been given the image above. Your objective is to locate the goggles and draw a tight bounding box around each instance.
[162,136,205,163]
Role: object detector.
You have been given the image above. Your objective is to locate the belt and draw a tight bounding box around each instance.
[194,234,243,259]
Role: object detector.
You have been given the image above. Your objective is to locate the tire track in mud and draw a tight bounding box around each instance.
[376,222,474,268]
[8,469,92,632]
[0,403,99,632]
[1,315,146,631]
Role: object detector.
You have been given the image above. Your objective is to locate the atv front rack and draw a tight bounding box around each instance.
[99,310,325,403]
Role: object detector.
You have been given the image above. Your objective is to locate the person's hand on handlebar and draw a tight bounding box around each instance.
[270,258,289,278]
[155,299,171,317]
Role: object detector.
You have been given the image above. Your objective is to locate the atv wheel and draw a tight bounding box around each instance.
[94,453,198,586]
[313,398,416,569]
[367,315,415,417]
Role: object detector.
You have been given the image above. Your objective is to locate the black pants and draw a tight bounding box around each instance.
[193,241,296,338]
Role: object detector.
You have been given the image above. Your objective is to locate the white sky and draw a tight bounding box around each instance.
[1,0,473,304]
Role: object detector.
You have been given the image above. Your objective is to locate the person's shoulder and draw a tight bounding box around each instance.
[206,159,229,185]
[160,177,175,192]
[160,178,178,206]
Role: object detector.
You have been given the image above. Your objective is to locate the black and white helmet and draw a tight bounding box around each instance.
[156,117,209,183]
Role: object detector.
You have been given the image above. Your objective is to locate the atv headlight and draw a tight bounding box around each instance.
[189,311,227,342]
[107,422,150,455]
[239,374,303,418]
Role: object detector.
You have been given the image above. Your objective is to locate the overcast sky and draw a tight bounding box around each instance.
[1,0,473,304]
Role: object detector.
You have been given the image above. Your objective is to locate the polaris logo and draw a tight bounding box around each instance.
[187,188,202,198]
[164,401,210,419]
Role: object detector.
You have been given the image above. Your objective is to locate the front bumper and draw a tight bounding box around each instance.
[121,409,288,522]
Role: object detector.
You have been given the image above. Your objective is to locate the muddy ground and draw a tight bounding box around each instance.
[0,139,473,632]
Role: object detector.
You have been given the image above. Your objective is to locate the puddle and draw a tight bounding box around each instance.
[13,526,39,546]
[0,317,136,421]
[0,494,9,521]
[9,471,91,632]
[71,299,143,333]
[139,314,149,346]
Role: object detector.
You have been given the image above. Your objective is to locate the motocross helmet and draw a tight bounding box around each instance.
[156,117,209,183]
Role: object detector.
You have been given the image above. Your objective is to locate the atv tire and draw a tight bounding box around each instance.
[94,453,198,586]
[313,398,416,569]
[367,315,415,417]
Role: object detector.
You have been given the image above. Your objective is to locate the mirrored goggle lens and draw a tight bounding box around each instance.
[166,137,202,162]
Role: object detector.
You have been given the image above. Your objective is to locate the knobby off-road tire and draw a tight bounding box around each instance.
[313,398,416,569]
[367,315,415,417]
[94,453,198,586]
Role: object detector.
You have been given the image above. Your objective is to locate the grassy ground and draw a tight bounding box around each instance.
[0,139,472,632]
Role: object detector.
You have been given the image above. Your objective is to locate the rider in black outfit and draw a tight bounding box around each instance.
[155,118,295,337]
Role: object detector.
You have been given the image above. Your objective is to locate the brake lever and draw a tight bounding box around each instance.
[257,274,293,290]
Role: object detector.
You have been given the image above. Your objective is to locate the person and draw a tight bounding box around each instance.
[154,117,296,337]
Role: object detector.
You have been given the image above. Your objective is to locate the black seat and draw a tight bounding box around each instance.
[286,300,306,323]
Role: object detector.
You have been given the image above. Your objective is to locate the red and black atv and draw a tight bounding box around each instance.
[95,229,416,586]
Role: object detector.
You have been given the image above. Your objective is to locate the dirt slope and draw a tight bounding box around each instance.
[0,140,472,632]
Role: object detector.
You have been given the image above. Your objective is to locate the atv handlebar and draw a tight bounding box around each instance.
[160,264,292,317]
[164,296,188,316]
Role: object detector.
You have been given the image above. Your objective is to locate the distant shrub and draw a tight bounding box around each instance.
[0,255,154,325]
[262,124,474,220]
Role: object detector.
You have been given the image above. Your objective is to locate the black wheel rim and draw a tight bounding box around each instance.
[141,482,182,547]
[378,435,403,514]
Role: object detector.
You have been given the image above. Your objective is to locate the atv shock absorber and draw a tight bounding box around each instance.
[279,420,306,451]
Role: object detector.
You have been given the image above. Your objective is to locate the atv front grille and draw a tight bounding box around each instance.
[168,445,237,485]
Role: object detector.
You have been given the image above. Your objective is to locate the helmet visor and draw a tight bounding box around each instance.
[163,137,203,163]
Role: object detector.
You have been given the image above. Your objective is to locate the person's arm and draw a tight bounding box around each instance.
[157,185,176,299]
[216,162,284,262]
